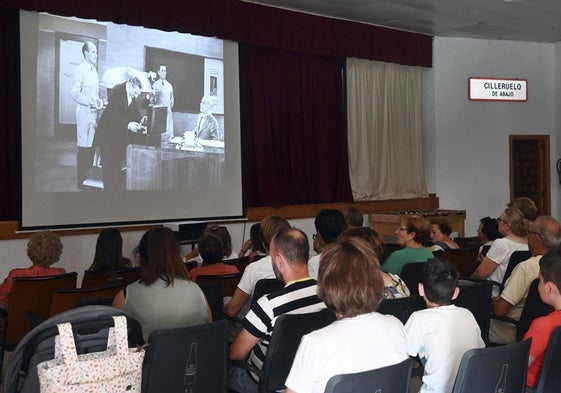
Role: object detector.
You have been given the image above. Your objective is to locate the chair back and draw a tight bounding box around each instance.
[517,278,552,341]
[324,357,412,393]
[454,279,492,345]
[451,339,531,393]
[441,246,480,277]
[196,272,242,297]
[503,250,532,285]
[454,236,481,249]
[142,320,228,393]
[223,256,252,272]
[259,309,336,393]
[400,262,427,295]
[48,283,123,317]
[377,295,426,325]
[81,267,142,288]
[533,326,561,393]
[5,272,78,348]
[198,281,224,321]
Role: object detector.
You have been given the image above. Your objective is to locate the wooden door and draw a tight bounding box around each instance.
[509,135,550,215]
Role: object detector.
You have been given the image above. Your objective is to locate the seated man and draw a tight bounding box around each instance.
[490,216,561,344]
[224,216,290,317]
[308,209,347,280]
[228,228,326,393]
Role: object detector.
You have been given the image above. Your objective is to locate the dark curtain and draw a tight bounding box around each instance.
[0,7,19,220]
[240,45,352,207]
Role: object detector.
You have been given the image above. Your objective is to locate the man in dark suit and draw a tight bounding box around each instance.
[96,77,142,191]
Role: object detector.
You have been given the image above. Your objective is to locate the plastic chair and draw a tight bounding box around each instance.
[81,267,142,288]
[491,278,552,343]
[324,357,412,393]
[503,251,532,286]
[377,295,426,324]
[196,272,243,297]
[454,236,481,249]
[142,320,228,393]
[232,309,337,393]
[530,326,561,393]
[48,283,123,317]
[441,246,480,277]
[400,262,427,295]
[198,281,224,321]
[451,339,531,393]
[0,271,78,374]
[454,278,492,345]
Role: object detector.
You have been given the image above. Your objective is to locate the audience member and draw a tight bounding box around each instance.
[430,221,459,251]
[476,216,502,263]
[472,208,529,296]
[224,216,290,317]
[524,244,561,389]
[382,215,433,275]
[133,230,149,266]
[490,216,561,344]
[344,206,364,228]
[112,227,211,340]
[184,225,237,262]
[189,233,239,281]
[229,228,325,393]
[238,223,267,260]
[0,231,66,308]
[508,196,538,222]
[285,237,408,393]
[405,258,484,393]
[88,228,132,274]
[339,227,409,299]
[309,209,347,279]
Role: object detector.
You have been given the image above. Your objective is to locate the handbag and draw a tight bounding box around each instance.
[37,315,144,393]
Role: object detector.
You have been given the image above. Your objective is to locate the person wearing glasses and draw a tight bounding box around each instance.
[471,208,529,296]
[382,214,433,275]
[490,215,561,344]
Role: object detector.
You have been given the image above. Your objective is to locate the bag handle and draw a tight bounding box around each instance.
[55,315,130,364]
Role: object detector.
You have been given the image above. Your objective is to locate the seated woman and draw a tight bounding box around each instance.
[189,234,239,281]
[472,208,528,295]
[113,227,211,340]
[285,237,409,393]
[382,215,434,275]
[476,216,503,263]
[0,231,66,308]
[238,223,267,261]
[430,221,459,251]
[87,228,132,275]
[339,227,409,299]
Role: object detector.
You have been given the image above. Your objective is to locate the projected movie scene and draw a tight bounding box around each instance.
[20,11,243,229]
[35,14,226,192]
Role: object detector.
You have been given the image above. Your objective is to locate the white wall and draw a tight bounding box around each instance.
[427,37,560,235]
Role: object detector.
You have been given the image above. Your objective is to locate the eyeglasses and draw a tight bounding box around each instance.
[497,217,506,224]
[528,229,541,237]
[397,226,407,232]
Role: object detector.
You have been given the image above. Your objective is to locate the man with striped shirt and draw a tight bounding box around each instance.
[229,227,326,393]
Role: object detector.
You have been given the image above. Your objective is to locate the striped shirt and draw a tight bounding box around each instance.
[242,278,326,380]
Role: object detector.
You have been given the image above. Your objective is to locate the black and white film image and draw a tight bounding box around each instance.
[34,14,226,192]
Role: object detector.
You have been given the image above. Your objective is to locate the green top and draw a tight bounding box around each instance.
[382,247,434,275]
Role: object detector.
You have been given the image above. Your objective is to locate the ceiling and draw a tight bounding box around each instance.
[243,0,561,43]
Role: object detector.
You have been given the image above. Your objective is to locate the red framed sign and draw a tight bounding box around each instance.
[468,77,528,102]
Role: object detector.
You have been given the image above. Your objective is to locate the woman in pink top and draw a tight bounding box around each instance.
[0,231,66,308]
[189,234,239,281]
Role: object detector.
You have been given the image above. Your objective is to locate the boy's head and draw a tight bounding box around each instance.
[538,244,561,306]
[419,258,459,306]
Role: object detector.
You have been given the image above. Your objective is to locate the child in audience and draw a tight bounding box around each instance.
[189,233,239,281]
[523,244,561,389]
[405,258,484,393]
